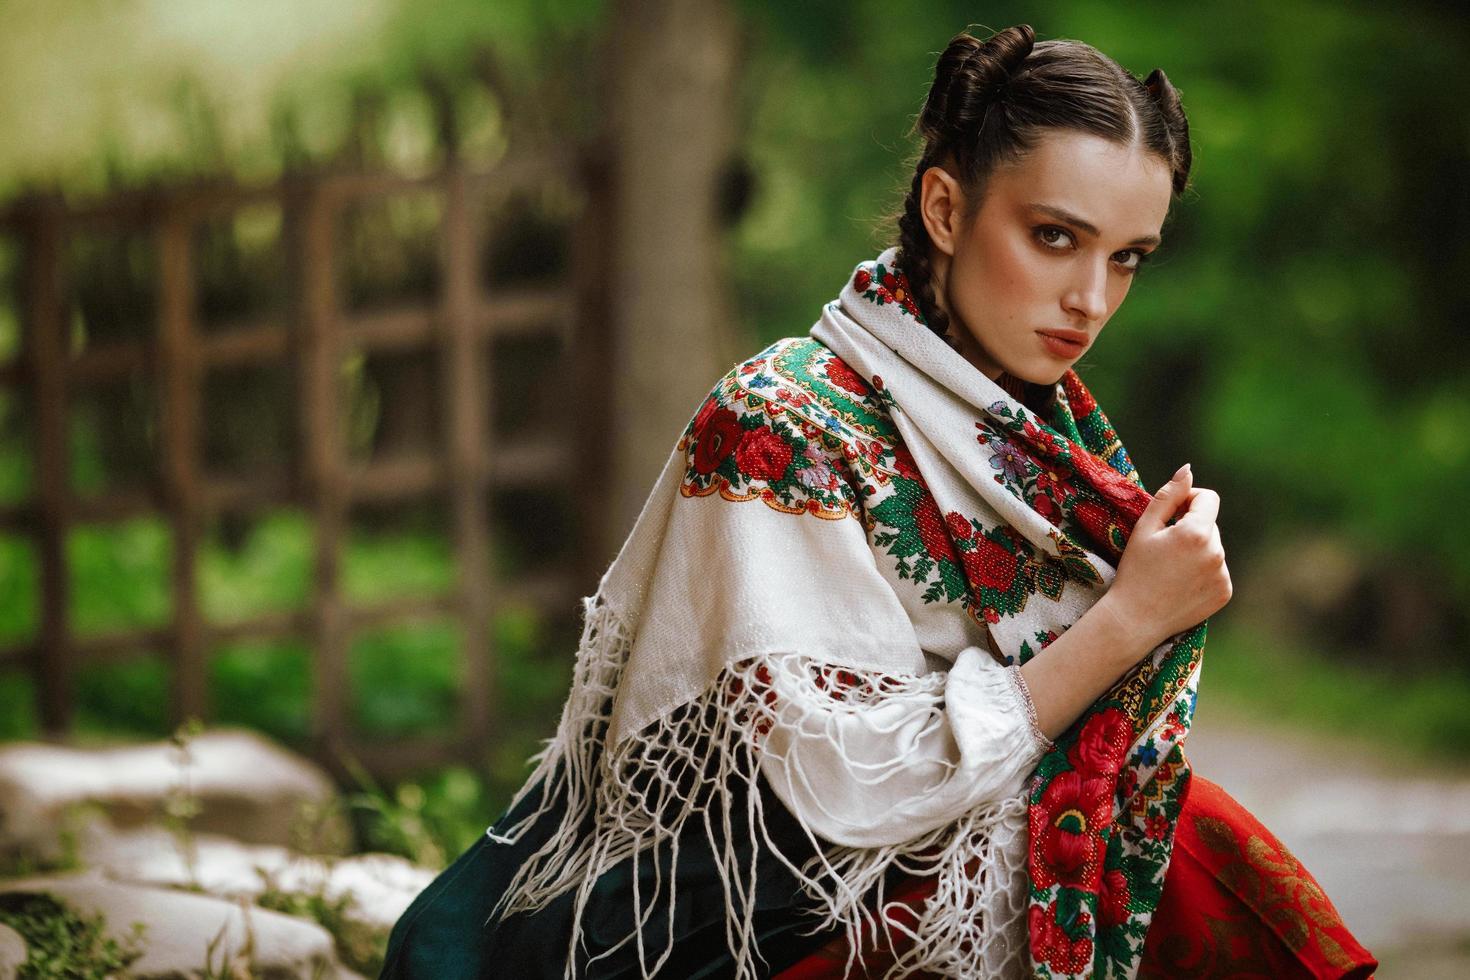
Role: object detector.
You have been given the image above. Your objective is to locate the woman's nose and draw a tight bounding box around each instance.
[1063,262,1109,322]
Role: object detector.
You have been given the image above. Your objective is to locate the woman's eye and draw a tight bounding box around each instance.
[1036,226,1071,249]
[1115,250,1141,270]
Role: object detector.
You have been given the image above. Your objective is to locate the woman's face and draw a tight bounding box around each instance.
[922,129,1174,385]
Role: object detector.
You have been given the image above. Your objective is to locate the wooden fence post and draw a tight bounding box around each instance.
[288,180,351,762]
[25,199,72,736]
[157,207,206,724]
[571,142,618,575]
[439,159,494,757]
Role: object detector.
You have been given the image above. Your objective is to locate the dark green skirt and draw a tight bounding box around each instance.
[379,772,849,978]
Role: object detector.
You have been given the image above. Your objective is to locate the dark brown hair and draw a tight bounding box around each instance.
[895,24,1192,352]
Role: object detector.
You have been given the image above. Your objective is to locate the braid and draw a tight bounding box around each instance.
[897,26,1034,346]
[895,25,1036,347]
[896,154,952,345]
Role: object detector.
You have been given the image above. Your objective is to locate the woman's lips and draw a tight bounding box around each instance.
[1038,330,1087,358]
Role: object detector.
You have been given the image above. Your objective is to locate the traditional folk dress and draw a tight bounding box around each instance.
[380,248,1378,979]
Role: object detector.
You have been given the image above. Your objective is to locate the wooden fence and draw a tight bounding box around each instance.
[0,146,613,779]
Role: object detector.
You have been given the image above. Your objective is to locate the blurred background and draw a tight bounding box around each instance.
[0,0,1467,975]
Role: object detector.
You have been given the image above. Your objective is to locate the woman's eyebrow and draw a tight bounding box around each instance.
[1026,202,1162,247]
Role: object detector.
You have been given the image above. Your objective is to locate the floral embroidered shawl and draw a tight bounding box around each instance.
[487,246,1206,979]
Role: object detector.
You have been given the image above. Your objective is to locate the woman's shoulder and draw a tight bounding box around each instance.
[692,336,900,443]
[676,337,904,523]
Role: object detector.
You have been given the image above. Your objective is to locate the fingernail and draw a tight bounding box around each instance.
[1173,463,1189,480]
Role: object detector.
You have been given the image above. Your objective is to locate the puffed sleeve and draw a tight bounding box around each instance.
[756,647,1054,849]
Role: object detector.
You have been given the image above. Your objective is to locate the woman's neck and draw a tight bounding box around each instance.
[943,322,1034,404]
[996,369,1029,403]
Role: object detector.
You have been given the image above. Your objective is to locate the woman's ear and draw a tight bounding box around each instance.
[920,165,964,258]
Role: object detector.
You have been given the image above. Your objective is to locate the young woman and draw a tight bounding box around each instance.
[381,24,1378,979]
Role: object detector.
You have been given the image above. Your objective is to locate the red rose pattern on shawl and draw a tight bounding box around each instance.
[912,493,956,564]
[1031,899,1096,975]
[823,356,871,395]
[1098,866,1131,929]
[692,406,743,475]
[733,425,794,482]
[851,261,925,321]
[1068,705,1133,775]
[1032,768,1113,891]
[678,341,873,521]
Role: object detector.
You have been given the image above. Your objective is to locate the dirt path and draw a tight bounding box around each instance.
[1186,696,1470,979]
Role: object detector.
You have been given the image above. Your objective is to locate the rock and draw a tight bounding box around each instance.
[0,869,354,979]
[78,824,433,962]
[77,822,298,898]
[80,822,436,922]
[0,729,350,867]
[0,923,25,980]
[270,853,436,932]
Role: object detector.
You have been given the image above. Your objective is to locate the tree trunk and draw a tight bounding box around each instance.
[603,0,742,558]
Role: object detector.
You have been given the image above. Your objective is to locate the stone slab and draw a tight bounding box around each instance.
[0,923,24,980]
[0,868,350,979]
[0,729,349,866]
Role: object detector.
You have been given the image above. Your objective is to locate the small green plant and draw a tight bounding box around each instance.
[198,905,255,980]
[256,881,385,977]
[0,891,146,979]
[340,753,493,870]
[163,717,207,890]
[286,794,354,858]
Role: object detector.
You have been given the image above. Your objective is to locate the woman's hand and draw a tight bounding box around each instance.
[1105,463,1232,653]
[1020,464,1229,738]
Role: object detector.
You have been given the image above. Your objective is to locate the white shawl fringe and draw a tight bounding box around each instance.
[486,587,1031,979]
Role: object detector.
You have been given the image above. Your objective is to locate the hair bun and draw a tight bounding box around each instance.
[982,23,1036,77]
[1141,67,1192,195]
[919,24,1036,144]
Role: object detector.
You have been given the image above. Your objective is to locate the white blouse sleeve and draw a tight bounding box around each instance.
[757,646,1055,849]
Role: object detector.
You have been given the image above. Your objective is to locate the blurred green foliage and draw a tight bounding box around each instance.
[1204,621,1470,759]
[0,512,571,745]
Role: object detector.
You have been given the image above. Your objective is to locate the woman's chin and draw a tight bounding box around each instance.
[1003,364,1066,389]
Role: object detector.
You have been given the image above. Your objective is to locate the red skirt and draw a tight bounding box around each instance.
[776,774,1378,979]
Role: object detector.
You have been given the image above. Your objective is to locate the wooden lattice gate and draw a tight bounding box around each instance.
[0,146,612,780]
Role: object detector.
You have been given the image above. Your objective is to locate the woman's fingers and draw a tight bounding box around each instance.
[1175,486,1220,532]
[1138,463,1194,533]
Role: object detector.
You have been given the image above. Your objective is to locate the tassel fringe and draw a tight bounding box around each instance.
[486,588,1030,978]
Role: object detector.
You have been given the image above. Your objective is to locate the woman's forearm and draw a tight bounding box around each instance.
[1017,594,1157,742]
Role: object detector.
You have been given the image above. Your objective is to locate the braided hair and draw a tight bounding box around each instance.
[895,24,1192,364]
